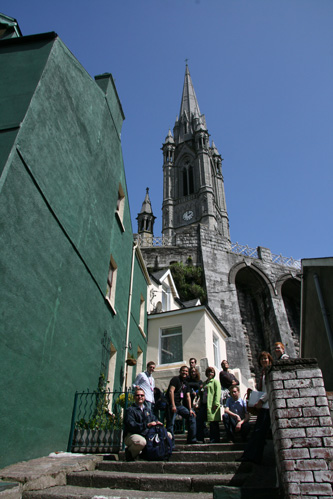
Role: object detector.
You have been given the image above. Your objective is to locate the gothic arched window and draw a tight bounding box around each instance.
[183,168,188,196]
[182,164,194,196]
[188,166,194,194]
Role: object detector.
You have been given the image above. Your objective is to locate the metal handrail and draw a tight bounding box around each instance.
[67,389,132,453]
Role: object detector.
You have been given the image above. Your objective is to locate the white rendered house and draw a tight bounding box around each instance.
[147,270,230,390]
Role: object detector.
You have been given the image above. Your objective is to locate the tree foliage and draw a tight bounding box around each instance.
[170,260,207,304]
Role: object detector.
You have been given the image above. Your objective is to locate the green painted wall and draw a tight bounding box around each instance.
[127,252,150,382]
[0,34,148,468]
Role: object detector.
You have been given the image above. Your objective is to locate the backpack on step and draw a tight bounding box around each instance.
[142,425,172,461]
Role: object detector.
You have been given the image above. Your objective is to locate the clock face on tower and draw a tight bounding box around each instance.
[183,210,194,221]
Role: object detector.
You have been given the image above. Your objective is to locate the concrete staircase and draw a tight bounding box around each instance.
[22,423,280,499]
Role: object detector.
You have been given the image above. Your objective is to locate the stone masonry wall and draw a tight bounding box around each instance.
[140,224,301,382]
[267,358,333,498]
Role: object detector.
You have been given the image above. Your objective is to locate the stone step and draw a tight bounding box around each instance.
[23,485,214,498]
[214,485,282,499]
[66,470,250,493]
[168,451,242,463]
[173,443,246,452]
[118,449,243,463]
[98,460,252,475]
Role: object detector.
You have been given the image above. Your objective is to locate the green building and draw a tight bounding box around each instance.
[0,22,149,468]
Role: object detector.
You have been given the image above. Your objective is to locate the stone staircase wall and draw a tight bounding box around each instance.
[267,358,333,498]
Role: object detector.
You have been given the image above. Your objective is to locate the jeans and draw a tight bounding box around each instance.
[196,404,220,443]
[222,413,250,442]
[166,404,197,447]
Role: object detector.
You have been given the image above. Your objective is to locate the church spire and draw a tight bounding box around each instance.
[179,64,201,120]
[137,188,156,245]
[174,64,207,145]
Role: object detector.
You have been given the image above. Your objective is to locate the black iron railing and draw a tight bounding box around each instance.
[67,389,134,453]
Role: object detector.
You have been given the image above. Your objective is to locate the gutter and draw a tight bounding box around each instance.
[122,241,137,392]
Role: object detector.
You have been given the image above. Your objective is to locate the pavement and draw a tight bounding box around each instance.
[0,452,104,498]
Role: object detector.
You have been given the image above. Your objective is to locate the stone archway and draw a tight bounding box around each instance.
[281,277,301,356]
[235,266,279,382]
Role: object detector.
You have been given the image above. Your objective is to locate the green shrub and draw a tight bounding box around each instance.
[170,261,207,303]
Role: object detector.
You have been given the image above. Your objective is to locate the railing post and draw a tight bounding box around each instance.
[67,391,79,452]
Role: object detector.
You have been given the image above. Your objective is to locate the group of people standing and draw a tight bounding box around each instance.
[124,342,289,462]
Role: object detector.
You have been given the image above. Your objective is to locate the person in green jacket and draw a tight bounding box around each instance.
[196,366,221,443]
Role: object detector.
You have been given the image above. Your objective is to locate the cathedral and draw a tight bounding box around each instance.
[136,65,301,383]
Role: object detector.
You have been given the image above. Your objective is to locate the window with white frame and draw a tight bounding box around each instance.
[161,283,171,311]
[115,183,125,230]
[160,326,183,365]
[105,255,117,312]
[213,333,220,369]
[139,294,145,333]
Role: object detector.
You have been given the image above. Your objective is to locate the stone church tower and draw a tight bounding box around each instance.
[162,64,229,242]
[137,65,301,383]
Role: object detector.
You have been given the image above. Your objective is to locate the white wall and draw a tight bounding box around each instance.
[147,306,228,390]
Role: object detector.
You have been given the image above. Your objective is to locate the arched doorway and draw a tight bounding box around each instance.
[281,278,301,356]
[235,266,279,382]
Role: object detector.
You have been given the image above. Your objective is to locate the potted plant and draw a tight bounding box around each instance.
[126,354,137,366]
[70,374,123,453]
[115,392,135,409]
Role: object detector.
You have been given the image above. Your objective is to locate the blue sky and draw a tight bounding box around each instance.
[3,0,332,260]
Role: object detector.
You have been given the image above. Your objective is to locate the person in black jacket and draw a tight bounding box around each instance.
[219,360,239,390]
[165,366,197,447]
[124,387,164,461]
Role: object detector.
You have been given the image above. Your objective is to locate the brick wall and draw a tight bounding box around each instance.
[267,358,333,498]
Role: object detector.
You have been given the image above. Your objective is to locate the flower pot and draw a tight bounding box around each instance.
[126,358,137,366]
[71,428,121,453]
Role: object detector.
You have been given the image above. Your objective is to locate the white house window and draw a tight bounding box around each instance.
[160,326,183,365]
[213,333,220,369]
[106,255,117,312]
[139,294,145,333]
[162,283,171,311]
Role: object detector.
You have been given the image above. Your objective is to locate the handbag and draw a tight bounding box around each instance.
[142,425,172,461]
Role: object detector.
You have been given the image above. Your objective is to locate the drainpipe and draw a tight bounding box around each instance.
[313,273,333,358]
[122,241,138,393]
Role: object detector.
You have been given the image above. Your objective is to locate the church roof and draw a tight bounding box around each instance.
[179,64,201,120]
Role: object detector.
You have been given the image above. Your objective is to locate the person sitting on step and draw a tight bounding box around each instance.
[124,387,170,461]
[223,385,250,442]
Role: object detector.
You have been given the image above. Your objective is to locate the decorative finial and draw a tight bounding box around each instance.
[185,58,189,65]
[146,187,149,194]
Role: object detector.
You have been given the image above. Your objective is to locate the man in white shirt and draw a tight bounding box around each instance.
[133,361,156,411]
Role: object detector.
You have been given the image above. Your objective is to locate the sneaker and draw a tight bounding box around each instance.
[125,448,135,462]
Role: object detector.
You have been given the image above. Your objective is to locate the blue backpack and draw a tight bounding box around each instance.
[143,425,172,461]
